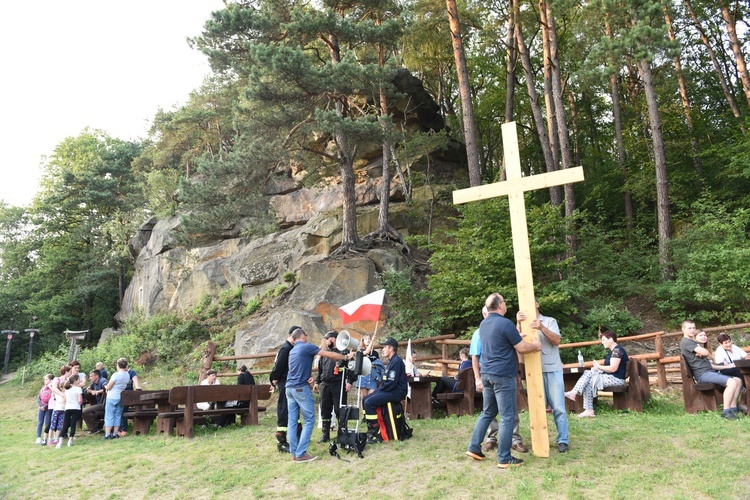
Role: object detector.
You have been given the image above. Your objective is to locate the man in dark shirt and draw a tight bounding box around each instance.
[313,331,354,443]
[82,369,108,433]
[363,337,409,443]
[680,320,742,419]
[465,293,541,468]
[269,326,298,452]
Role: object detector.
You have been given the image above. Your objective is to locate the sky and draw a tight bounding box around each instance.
[0,0,226,207]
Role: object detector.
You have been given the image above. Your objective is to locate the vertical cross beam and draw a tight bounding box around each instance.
[453,122,584,457]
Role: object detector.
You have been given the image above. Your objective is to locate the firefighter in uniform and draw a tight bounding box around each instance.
[313,331,355,443]
[269,325,298,452]
[363,337,408,443]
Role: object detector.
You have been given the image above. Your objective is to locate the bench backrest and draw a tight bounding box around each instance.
[120,390,163,407]
[454,367,474,394]
[169,384,273,405]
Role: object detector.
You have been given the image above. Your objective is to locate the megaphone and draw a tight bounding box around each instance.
[336,330,359,351]
[347,351,371,376]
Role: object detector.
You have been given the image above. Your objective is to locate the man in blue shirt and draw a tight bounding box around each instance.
[466,293,541,468]
[286,328,354,463]
[363,337,408,443]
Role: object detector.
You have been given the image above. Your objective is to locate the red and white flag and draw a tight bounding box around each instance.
[338,289,386,325]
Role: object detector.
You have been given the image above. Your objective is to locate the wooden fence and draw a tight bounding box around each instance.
[201,324,750,388]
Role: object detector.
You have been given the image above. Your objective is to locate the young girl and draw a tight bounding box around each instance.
[47,366,70,446]
[59,374,84,448]
[36,374,54,445]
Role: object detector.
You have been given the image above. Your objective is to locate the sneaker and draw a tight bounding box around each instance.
[67,438,73,447]
[721,409,739,420]
[40,439,47,446]
[558,443,569,453]
[512,442,529,453]
[111,433,119,439]
[465,449,486,461]
[48,438,57,446]
[483,441,498,452]
[564,390,577,401]
[294,453,317,463]
[118,431,127,437]
[498,457,524,469]
[578,409,596,418]
[35,438,42,445]
[55,442,62,449]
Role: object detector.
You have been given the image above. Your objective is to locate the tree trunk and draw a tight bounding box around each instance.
[720,1,750,108]
[514,21,557,182]
[502,0,517,183]
[540,1,563,206]
[637,56,673,280]
[543,0,576,249]
[378,35,392,235]
[605,18,634,230]
[683,0,743,122]
[664,2,702,177]
[446,0,481,186]
[328,32,359,249]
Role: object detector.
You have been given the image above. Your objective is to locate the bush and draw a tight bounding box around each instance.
[380,268,444,340]
[656,202,750,325]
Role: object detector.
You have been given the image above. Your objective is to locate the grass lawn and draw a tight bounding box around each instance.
[1,375,749,499]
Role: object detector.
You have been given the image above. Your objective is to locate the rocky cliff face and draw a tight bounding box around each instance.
[119,70,462,361]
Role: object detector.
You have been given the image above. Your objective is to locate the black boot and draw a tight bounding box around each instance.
[275,431,289,453]
[319,420,331,443]
[366,421,382,444]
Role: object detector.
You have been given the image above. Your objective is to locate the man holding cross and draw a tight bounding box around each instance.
[466,293,541,468]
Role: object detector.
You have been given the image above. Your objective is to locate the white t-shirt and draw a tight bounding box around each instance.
[714,344,747,365]
[64,386,83,411]
[197,378,220,411]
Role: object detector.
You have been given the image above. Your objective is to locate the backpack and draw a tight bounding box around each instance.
[376,401,413,441]
[329,405,367,459]
[39,385,53,407]
[370,358,386,386]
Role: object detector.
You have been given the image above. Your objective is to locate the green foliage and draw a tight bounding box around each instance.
[380,268,444,340]
[427,198,570,333]
[243,297,262,316]
[656,201,750,326]
[282,272,297,284]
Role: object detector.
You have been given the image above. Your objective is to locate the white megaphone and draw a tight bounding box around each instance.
[336,330,359,351]
[347,352,372,376]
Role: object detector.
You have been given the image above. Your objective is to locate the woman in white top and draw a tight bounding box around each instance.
[197,369,221,411]
[714,333,749,381]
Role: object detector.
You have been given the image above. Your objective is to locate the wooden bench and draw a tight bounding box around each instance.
[158,385,272,438]
[679,355,722,413]
[436,368,475,417]
[121,390,162,435]
[603,359,649,412]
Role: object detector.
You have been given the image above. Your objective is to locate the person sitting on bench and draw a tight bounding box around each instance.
[432,348,472,403]
[680,320,743,419]
[363,337,408,443]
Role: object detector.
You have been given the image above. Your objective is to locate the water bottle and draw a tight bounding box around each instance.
[577,350,584,367]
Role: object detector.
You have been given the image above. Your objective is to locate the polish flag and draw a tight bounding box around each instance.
[338,290,386,325]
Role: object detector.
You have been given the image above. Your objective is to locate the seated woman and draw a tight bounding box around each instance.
[714,332,749,380]
[565,331,629,418]
[431,347,472,402]
[197,369,221,411]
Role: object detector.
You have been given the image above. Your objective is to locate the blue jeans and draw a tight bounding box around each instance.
[104,397,123,428]
[286,385,315,458]
[543,370,569,445]
[468,374,517,462]
[37,408,52,438]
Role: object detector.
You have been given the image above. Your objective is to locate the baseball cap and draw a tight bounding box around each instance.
[324,331,338,339]
[382,337,399,348]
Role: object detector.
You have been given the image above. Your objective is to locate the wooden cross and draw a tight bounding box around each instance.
[453,122,584,458]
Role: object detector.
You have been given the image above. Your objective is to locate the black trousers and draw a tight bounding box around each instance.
[276,381,288,431]
[61,409,82,439]
[320,379,347,422]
